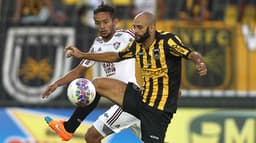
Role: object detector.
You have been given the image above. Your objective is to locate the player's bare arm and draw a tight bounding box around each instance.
[188,51,207,76]
[42,64,87,98]
[64,45,121,62]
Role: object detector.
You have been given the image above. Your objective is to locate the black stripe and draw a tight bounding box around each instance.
[145,78,153,104]
[154,77,164,109]
[154,40,161,68]
[106,107,123,126]
[138,45,144,68]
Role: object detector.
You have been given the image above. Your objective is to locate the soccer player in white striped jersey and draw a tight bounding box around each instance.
[42,3,141,143]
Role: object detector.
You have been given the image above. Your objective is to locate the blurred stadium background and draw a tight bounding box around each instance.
[0,0,255,143]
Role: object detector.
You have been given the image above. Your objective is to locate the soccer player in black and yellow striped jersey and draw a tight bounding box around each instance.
[65,11,207,143]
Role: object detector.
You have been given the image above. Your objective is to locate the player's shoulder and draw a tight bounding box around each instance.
[157,31,184,46]
[91,36,104,52]
[157,31,181,40]
[157,31,176,37]
[115,29,135,38]
[94,36,104,44]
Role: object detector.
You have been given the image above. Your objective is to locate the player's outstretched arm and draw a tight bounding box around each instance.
[188,51,207,76]
[42,64,87,98]
[64,45,121,62]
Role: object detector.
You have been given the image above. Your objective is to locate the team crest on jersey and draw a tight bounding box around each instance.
[2,27,74,103]
[153,48,160,60]
[113,42,121,50]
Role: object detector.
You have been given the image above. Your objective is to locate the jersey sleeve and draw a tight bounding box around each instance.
[117,29,135,38]
[118,41,136,60]
[167,34,193,59]
[81,46,96,67]
[119,30,135,51]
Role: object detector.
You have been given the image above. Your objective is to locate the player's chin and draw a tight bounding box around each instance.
[100,31,108,37]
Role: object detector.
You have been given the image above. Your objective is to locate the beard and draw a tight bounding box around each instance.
[135,27,150,43]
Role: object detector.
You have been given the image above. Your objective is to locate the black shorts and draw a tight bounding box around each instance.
[123,82,173,143]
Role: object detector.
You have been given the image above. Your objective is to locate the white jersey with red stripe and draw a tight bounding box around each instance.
[81,30,141,138]
[81,30,138,86]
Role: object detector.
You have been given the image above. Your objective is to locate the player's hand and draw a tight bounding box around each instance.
[196,62,207,76]
[64,45,83,59]
[42,83,58,99]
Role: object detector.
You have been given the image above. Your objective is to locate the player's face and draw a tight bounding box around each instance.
[133,16,151,43]
[134,25,150,43]
[94,12,115,40]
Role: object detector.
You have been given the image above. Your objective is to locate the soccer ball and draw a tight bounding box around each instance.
[67,78,96,106]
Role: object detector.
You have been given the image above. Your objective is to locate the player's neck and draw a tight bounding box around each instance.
[102,31,115,42]
[142,34,155,49]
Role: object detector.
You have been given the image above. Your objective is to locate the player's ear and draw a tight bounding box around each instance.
[113,18,119,29]
[149,24,155,32]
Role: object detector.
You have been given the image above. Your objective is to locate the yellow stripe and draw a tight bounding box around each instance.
[174,35,183,45]
[169,51,180,57]
[149,78,158,107]
[135,45,143,87]
[158,77,169,110]
[122,52,133,58]
[142,47,148,69]
[142,46,149,102]
[158,40,167,69]
[143,76,150,103]
[157,40,168,110]
[168,39,189,56]
[149,41,157,68]
[161,31,169,35]
[148,41,158,106]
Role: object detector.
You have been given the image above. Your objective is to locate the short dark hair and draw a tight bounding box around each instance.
[93,2,115,18]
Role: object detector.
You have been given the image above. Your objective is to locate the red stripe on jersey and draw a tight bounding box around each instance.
[116,29,135,38]
[80,59,85,64]
[124,29,135,37]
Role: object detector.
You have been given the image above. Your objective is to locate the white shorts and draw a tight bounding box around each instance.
[93,105,141,138]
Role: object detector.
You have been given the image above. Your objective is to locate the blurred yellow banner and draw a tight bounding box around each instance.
[165,108,255,143]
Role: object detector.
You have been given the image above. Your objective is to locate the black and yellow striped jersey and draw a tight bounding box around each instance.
[119,31,193,112]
